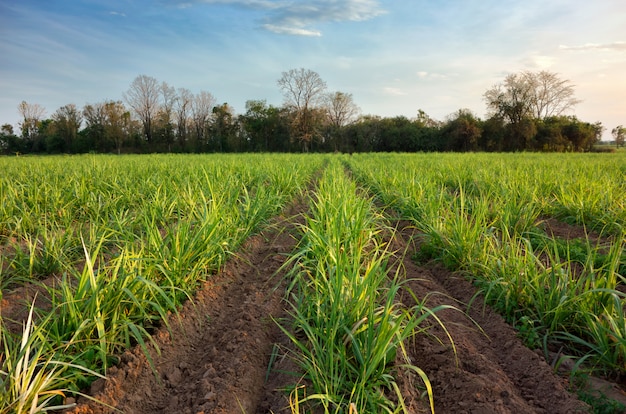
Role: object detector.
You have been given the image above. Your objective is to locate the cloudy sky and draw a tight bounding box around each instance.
[1,0,624,139]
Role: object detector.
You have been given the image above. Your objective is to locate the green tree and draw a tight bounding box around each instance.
[211,103,239,152]
[442,109,483,151]
[103,101,134,154]
[0,123,21,154]
[612,125,625,148]
[240,100,291,152]
[50,104,82,152]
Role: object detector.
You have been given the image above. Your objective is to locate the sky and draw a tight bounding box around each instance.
[1,0,625,140]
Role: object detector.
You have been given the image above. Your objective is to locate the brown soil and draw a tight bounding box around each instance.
[392,224,589,413]
[3,203,594,413]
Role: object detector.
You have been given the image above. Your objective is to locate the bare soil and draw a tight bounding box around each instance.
[2,204,598,413]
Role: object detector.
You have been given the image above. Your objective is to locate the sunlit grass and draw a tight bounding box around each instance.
[0,153,322,411]
[281,159,450,413]
[347,152,626,378]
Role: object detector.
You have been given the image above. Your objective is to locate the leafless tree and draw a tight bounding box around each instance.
[524,71,581,119]
[485,71,580,122]
[17,101,46,140]
[277,68,327,151]
[159,81,177,150]
[323,91,360,151]
[325,91,360,128]
[191,91,215,148]
[175,88,193,147]
[124,75,160,142]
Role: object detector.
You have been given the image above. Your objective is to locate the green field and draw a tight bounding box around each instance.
[1,153,625,413]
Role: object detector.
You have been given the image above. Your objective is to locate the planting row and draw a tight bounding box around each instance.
[280,158,447,413]
[0,154,323,413]
[347,153,626,378]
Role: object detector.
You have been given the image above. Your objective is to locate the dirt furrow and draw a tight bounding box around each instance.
[60,201,591,413]
[69,201,306,414]
[393,224,589,413]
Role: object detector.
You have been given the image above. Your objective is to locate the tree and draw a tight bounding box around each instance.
[442,109,483,152]
[240,100,291,152]
[81,101,135,153]
[0,123,20,154]
[484,71,580,151]
[277,68,327,152]
[324,91,360,151]
[51,104,82,152]
[124,75,160,143]
[175,88,193,150]
[612,125,625,148]
[103,101,134,154]
[211,103,238,152]
[191,91,215,151]
[157,81,177,151]
[82,102,107,151]
[17,101,46,150]
[485,71,579,122]
[526,71,580,119]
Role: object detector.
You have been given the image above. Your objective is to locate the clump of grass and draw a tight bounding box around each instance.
[0,300,104,414]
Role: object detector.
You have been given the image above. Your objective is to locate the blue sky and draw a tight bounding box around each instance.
[1,0,625,140]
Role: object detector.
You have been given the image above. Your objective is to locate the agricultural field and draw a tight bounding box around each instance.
[0,153,624,413]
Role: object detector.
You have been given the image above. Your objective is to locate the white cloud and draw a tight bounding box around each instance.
[559,41,626,52]
[383,87,407,96]
[109,11,127,17]
[263,24,321,37]
[415,71,449,80]
[183,0,385,36]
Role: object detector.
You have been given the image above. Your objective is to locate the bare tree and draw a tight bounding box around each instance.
[17,101,46,141]
[323,91,359,151]
[612,125,625,148]
[159,81,177,151]
[325,91,360,128]
[191,91,216,149]
[524,71,581,119]
[175,88,193,148]
[124,75,160,142]
[485,71,580,122]
[277,68,327,151]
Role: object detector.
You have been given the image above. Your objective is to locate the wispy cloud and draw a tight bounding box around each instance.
[263,23,321,36]
[416,71,449,80]
[559,41,626,52]
[383,87,407,96]
[183,0,385,36]
[109,11,127,17]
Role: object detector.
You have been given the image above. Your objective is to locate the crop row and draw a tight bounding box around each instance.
[0,154,322,413]
[280,158,449,413]
[347,153,626,377]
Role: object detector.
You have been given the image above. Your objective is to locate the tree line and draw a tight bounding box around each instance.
[1,69,618,155]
